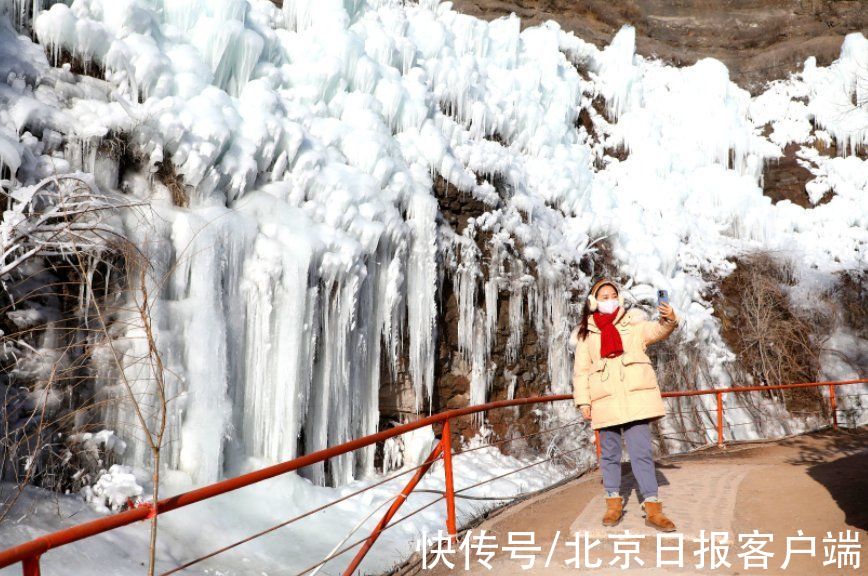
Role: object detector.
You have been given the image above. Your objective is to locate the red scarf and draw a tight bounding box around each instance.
[593,308,624,358]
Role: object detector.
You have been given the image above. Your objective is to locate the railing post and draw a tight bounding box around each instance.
[342,442,443,576]
[829,384,838,431]
[442,419,457,541]
[22,556,40,576]
[716,392,724,448]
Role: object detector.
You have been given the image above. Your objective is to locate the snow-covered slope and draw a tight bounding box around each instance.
[1,0,866,572]
[0,430,575,575]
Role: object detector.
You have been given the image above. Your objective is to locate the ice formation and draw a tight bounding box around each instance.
[1,0,865,501]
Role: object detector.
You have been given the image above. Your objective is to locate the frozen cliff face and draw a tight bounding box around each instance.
[0,0,865,491]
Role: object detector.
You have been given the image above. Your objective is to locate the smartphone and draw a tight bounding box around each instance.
[657,289,669,306]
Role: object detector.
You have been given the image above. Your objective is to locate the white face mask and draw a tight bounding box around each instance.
[597,298,619,314]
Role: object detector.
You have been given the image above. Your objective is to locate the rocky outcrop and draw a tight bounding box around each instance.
[375,177,623,461]
[376,174,557,457]
[431,268,551,450]
[762,142,834,207]
[450,0,868,93]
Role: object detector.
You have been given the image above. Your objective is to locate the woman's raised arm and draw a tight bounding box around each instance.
[642,304,680,346]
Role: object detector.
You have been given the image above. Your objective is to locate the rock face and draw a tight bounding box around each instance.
[449,0,868,93]
[377,175,563,457]
[762,142,833,207]
[375,170,626,459]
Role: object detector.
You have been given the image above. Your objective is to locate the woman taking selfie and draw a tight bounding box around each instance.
[570,277,679,531]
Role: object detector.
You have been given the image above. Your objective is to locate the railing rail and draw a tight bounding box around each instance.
[0,378,864,575]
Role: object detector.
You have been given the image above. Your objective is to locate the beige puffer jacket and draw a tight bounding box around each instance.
[570,307,679,430]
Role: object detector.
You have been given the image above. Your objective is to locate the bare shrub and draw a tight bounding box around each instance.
[834,269,867,340]
[711,251,835,412]
[154,155,189,208]
[1,174,171,574]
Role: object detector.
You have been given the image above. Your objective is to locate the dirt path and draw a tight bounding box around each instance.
[404,427,867,575]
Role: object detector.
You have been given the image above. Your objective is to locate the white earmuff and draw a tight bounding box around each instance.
[587,291,624,312]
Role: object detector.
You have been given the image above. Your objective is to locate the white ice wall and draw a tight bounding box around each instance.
[1,0,865,491]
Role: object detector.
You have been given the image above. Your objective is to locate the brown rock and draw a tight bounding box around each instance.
[449,0,868,94]
[763,142,834,207]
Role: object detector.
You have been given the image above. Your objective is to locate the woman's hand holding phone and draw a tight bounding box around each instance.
[658,302,676,323]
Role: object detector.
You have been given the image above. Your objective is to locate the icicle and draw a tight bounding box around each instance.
[505,369,516,401]
[595,25,637,121]
[382,240,407,380]
[454,240,477,360]
[283,0,351,33]
[405,193,438,413]
[171,211,241,485]
[0,133,22,184]
[505,285,524,364]
[33,2,76,67]
[469,308,489,427]
[239,221,316,470]
[351,246,392,480]
[544,277,572,394]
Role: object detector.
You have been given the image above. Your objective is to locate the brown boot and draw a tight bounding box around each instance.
[602,496,624,526]
[641,500,676,532]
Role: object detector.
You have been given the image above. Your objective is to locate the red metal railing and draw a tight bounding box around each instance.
[0,378,864,575]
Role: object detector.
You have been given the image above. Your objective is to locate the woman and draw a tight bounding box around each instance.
[570,277,679,531]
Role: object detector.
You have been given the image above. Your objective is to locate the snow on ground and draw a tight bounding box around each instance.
[1,0,866,573]
[0,425,580,575]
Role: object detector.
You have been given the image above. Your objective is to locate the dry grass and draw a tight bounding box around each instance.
[834,269,867,340]
[649,252,860,450]
[711,251,835,411]
[102,131,189,207]
[154,155,189,208]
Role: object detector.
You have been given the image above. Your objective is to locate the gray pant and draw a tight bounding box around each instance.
[599,418,658,499]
